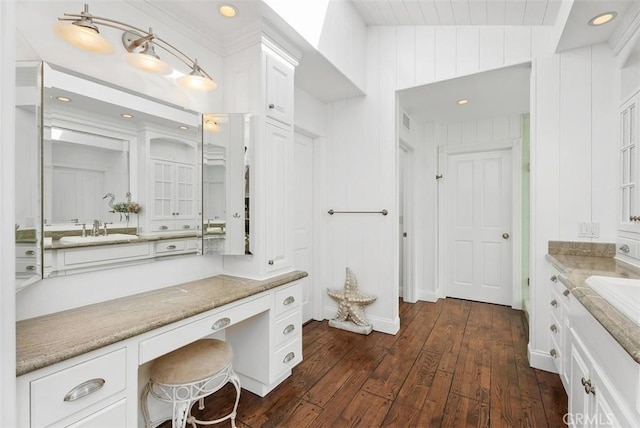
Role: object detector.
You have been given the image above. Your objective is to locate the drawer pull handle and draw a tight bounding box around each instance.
[212,317,231,330]
[183,225,191,229]
[26,265,36,271]
[550,348,557,358]
[159,225,168,230]
[562,289,570,297]
[166,245,177,250]
[268,260,274,265]
[63,378,105,402]
[550,275,557,282]
[283,352,295,363]
[581,378,595,395]
[283,324,295,335]
[550,324,557,333]
[550,299,558,308]
[25,250,35,256]
[283,296,295,306]
[619,244,630,253]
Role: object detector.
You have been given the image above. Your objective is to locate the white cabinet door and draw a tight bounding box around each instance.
[568,338,591,428]
[150,160,196,231]
[619,93,640,234]
[66,399,127,428]
[264,122,292,272]
[265,54,294,126]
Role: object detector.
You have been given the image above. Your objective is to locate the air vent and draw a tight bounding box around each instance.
[402,112,410,130]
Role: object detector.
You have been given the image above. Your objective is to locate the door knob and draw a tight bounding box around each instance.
[502,233,510,239]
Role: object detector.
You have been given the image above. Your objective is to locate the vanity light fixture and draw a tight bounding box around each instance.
[55,4,217,90]
[121,113,134,119]
[218,3,238,18]
[457,99,469,105]
[56,96,72,102]
[589,11,617,26]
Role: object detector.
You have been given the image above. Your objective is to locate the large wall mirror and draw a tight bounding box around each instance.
[202,113,252,255]
[14,62,252,286]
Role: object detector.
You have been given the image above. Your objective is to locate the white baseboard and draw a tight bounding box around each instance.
[416,290,439,302]
[323,307,399,335]
[528,343,558,373]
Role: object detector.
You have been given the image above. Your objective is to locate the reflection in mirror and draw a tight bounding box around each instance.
[203,113,251,255]
[41,63,202,278]
[15,61,43,290]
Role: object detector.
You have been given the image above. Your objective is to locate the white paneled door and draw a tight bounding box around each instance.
[293,132,313,322]
[446,149,512,305]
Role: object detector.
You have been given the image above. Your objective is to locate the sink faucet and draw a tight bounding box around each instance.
[92,220,101,237]
[103,222,112,236]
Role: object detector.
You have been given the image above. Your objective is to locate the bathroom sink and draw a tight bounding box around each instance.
[585,276,640,325]
[59,234,139,244]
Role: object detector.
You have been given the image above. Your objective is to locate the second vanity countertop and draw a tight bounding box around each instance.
[546,253,640,364]
[16,270,308,376]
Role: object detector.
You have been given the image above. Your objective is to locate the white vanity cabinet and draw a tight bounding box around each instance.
[148,159,198,232]
[271,282,303,377]
[566,294,639,427]
[15,243,38,276]
[223,38,298,277]
[549,272,571,390]
[19,347,129,428]
[264,121,293,272]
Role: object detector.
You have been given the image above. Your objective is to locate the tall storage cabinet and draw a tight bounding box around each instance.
[223,35,298,278]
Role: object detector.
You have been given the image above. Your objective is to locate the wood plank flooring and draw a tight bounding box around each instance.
[173,298,568,427]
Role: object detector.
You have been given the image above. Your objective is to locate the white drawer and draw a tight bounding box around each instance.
[274,283,301,317]
[139,294,271,364]
[550,334,562,374]
[155,240,185,253]
[273,337,302,376]
[30,348,126,427]
[274,310,301,349]
[66,398,126,428]
[16,259,38,274]
[16,245,37,258]
[63,243,150,265]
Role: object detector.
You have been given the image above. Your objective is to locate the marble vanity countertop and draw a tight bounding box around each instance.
[546,253,640,363]
[16,270,308,376]
[46,231,200,250]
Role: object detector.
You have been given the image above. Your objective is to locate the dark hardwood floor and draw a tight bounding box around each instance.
[182,298,568,427]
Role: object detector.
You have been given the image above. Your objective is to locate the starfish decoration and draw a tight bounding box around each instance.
[327,268,377,326]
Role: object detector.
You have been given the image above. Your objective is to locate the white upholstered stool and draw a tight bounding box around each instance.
[141,339,241,428]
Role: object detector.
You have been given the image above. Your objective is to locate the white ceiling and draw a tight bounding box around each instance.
[398,63,531,123]
[351,0,562,26]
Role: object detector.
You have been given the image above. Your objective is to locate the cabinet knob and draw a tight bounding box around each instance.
[26,265,36,271]
[183,225,191,229]
[283,296,295,306]
[283,352,295,363]
[581,378,595,395]
[550,348,557,358]
[550,324,557,333]
[619,244,630,253]
[25,250,35,256]
[563,289,570,297]
[550,299,558,308]
[550,275,557,282]
[159,225,168,230]
[268,103,275,109]
[283,324,295,335]
[166,245,177,250]
[268,259,274,265]
[212,317,231,330]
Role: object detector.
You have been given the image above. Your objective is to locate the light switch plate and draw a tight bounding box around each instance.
[578,222,600,238]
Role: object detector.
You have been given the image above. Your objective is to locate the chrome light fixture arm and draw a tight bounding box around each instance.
[56,4,215,86]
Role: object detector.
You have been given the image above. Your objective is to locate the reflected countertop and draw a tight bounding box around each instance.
[16,270,308,376]
[45,231,200,250]
[546,253,640,363]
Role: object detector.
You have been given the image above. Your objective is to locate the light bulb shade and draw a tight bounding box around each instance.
[124,51,172,75]
[54,21,114,54]
[177,73,217,91]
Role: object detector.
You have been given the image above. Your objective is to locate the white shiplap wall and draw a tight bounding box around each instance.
[529,43,618,369]
[320,24,618,366]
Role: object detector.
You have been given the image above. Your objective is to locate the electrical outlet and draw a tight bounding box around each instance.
[578,222,600,238]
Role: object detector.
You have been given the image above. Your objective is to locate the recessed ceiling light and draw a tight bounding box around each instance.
[457,99,469,105]
[218,3,238,18]
[121,113,134,119]
[179,125,189,130]
[589,11,617,26]
[56,96,71,102]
